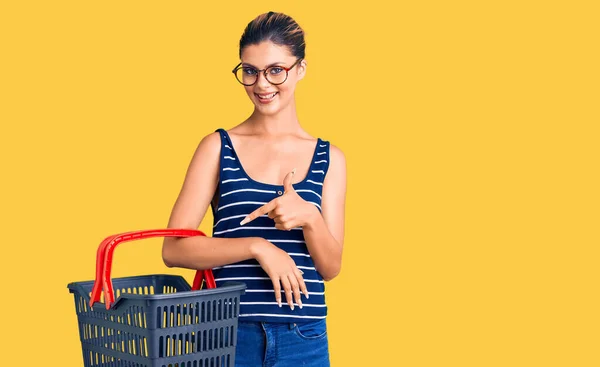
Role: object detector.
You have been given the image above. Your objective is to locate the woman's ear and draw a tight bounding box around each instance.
[297,59,307,80]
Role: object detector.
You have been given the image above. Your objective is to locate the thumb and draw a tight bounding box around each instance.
[283,168,296,193]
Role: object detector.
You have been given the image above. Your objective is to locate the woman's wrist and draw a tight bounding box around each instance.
[249,237,269,259]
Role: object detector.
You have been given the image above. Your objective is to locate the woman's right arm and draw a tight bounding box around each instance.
[162,131,263,270]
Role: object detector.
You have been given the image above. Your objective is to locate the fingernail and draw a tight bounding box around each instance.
[278,300,282,307]
[306,293,309,299]
[292,168,297,175]
[240,217,248,225]
[290,304,294,310]
[298,301,303,309]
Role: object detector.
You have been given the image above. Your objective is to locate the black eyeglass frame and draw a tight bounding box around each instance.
[232,58,303,86]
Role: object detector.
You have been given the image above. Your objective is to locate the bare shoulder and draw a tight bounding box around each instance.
[185,130,225,173]
[329,143,346,166]
[166,130,222,229]
[194,130,221,156]
[326,143,347,182]
[322,142,347,202]
[185,129,222,191]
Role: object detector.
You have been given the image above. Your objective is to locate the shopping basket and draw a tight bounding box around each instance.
[67,228,246,367]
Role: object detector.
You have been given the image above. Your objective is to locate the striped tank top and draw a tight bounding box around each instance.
[209,128,330,323]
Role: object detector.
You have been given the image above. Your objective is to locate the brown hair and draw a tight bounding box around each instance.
[238,11,306,60]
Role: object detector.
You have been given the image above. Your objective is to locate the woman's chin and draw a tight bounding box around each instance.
[254,100,282,113]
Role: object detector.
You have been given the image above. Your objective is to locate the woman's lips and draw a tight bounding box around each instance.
[255,92,278,104]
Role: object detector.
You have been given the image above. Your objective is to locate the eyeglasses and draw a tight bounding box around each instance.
[232,58,302,86]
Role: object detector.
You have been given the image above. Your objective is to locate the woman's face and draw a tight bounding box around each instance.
[239,41,306,115]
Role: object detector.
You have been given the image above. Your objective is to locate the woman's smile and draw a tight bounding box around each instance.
[255,91,279,103]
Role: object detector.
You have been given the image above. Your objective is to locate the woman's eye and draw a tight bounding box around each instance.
[269,67,283,74]
[243,68,257,75]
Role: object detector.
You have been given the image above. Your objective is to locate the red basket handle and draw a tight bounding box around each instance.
[89,228,214,309]
[89,233,131,308]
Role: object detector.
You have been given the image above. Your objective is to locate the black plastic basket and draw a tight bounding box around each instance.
[67,229,246,367]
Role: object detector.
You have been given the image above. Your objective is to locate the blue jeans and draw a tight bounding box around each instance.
[234,319,330,367]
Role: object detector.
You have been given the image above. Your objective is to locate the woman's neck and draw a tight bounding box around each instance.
[246,103,303,137]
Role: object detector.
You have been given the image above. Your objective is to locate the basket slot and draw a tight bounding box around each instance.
[160,334,190,358]
[123,305,146,328]
[156,302,220,330]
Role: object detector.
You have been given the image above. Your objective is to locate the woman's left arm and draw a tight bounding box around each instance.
[303,144,347,281]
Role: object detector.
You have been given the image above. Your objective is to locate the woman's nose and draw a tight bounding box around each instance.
[257,72,271,87]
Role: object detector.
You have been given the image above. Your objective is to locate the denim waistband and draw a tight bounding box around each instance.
[238,319,301,330]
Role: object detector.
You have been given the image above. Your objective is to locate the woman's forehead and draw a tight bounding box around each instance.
[241,41,294,66]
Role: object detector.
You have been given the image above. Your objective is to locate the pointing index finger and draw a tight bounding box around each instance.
[240,200,276,225]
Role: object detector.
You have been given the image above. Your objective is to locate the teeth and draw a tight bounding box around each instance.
[258,92,277,99]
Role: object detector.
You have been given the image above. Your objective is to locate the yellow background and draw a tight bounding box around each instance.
[1,1,598,366]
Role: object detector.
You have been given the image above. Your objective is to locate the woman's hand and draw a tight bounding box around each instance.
[240,168,319,230]
[251,239,309,309]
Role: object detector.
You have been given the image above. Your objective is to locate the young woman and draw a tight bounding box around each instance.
[162,11,346,366]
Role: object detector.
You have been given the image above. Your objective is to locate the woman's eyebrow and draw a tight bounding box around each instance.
[242,61,285,68]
